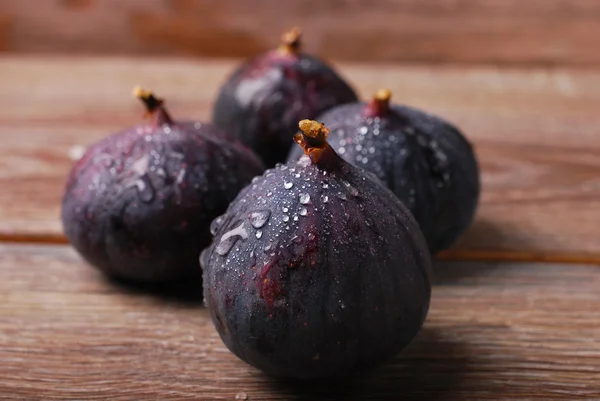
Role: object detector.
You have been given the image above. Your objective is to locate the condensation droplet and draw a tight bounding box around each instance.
[282,207,289,213]
[216,222,248,256]
[284,181,294,190]
[299,194,310,204]
[307,233,316,241]
[256,230,263,239]
[321,195,329,203]
[267,191,273,197]
[338,147,346,155]
[293,216,298,221]
[299,207,308,216]
[322,183,329,189]
[250,210,270,229]
[282,215,290,222]
[210,216,224,235]
[359,126,368,135]
[68,145,86,161]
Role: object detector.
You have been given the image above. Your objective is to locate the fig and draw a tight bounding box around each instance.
[202,120,431,379]
[288,89,480,253]
[211,28,358,168]
[61,88,264,282]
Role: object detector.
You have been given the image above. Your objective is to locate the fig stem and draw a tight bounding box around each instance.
[133,86,172,125]
[294,120,333,164]
[367,88,392,117]
[278,27,302,55]
[297,119,329,148]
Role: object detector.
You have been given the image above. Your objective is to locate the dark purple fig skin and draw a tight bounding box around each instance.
[202,124,431,379]
[288,97,480,254]
[211,32,358,168]
[61,94,264,282]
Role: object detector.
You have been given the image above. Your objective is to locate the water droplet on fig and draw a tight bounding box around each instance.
[299,207,308,216]
[299,194,310,204]
[250,210,270,229]
[215,237,236,256]
[256,230,263,239]
[321,195,329,203]
[216,222,248,256]
[283,215,290,222]
[284,181,294,189]
[210,216,224,235]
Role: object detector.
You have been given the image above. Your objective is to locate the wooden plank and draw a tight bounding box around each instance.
[2,56,600,261]
[1,0,600,66]
[0,244,599,399]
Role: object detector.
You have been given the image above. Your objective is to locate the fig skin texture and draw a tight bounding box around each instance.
[202,120,432,379]
[61,88,264,282]
[288,90,480,253]
[211,28,358,168]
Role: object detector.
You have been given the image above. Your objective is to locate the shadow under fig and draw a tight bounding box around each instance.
[433,217,531,283]
[266,327,470,401]
[450,217,527,253]
[104,274,205,306]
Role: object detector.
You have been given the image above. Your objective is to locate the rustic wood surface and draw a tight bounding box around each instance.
[1,56,600,262]
[1,0,600,66]
[0,243,598,400]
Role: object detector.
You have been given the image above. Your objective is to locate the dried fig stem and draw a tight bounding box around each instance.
[133,86,172,125]
[366,89,392,117]
[278,27,302,55]
[294,119,334,165]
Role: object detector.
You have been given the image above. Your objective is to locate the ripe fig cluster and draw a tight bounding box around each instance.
[61,28,479,379]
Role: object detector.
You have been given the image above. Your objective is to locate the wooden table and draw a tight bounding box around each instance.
[1,56,599,400]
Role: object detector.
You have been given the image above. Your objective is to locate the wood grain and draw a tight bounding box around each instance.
[1,56,600,262]
[0,244,599,400]
[1,0,600,65]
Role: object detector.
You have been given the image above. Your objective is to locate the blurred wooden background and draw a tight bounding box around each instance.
[1,0,598,65]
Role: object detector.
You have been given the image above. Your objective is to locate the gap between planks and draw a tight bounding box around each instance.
[2,233,600,266]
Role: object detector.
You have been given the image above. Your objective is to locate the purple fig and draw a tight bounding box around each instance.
[202,119,431,379]
[289,89,480,253]
[61,88,264,282]
[212,28,358,168]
